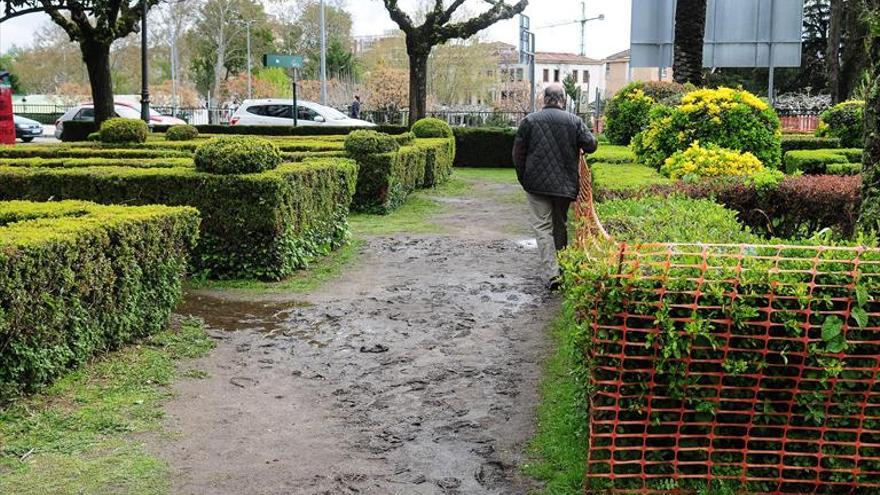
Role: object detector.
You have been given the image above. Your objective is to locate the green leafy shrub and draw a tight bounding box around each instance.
[344,130,400,156]
[452,127,516,168]
[784,149,851,174]
[604,81,688,145]
[194,136,281,174]
[0,158,358,280]
[395,131,416,146]
[660,142,765,179]
[411,117,453,138]
[86,132,101,141]
[596,196,756,244]
[0,200,199,403]
[166,124,199,141]
[818,100,864,148]
[99,118,149,144]
[632,87,782,170]
[781,134,841,152]
[827,162,862,176]
[587,145,636,164]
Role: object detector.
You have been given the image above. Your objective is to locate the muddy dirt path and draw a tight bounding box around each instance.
[157,176,557,494]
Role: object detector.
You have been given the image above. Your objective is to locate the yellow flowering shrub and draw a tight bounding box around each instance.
[632,87,782,170]
[605,81,687,145]
[661,142,765,180]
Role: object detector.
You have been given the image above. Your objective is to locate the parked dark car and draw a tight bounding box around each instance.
[14,115,43,142]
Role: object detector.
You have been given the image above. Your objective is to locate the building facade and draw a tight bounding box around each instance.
[603,49,674,98]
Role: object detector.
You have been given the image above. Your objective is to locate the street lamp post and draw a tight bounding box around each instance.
[319,0,327,106]
[140,0,150,122]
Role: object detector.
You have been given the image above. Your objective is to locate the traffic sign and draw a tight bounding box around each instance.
[262,54,304,69]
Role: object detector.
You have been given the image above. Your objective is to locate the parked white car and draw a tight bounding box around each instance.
[54,102,186,139]
[230,99,375,127]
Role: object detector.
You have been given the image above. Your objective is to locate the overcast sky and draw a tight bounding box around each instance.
[0,0,632,60]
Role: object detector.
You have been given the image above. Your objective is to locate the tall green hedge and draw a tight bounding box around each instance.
[0,158,358,280]
[0,200,200,403]
[452,127,516,168]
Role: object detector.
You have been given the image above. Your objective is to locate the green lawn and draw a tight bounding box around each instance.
[591,162,670,192]
[0,320,214,495]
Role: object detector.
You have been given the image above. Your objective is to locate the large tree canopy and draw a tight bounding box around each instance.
[5,0,159,124]
[382,0,527,125]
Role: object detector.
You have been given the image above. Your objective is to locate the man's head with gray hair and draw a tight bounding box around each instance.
[543,83,566,109]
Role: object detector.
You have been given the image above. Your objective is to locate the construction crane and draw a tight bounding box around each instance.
[535,1,604,57]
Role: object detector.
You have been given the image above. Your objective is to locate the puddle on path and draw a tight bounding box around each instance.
[178,292,313,335]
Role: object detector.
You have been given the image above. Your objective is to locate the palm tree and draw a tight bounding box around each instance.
[858,2,880,232]
[673,0,708,86]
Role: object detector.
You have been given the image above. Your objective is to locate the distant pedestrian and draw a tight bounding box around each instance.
[351,95,362,119]
[512,83,598,291]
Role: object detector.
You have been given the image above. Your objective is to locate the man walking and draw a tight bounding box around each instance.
[351,95,362,119]
[513,83,598,291]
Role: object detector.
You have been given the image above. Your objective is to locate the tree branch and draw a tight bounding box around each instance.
[383,0,413,33]
[439,0,468,24]
[436,0,527,42]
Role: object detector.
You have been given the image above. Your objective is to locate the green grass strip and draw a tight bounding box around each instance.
[0,320,214,495]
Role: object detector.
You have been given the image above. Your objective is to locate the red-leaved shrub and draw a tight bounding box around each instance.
[600,175,862,239]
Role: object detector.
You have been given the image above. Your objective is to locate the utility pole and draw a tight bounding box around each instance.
[319,0,328,105]
[140,0,150,122]
[245,21,253,100]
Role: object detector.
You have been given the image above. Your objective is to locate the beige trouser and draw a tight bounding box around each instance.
[526,193,572,283]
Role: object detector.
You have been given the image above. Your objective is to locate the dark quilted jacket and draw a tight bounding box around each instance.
[512,107,598,200]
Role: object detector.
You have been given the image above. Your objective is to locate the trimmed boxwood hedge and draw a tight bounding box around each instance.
[350,138,453,213]
[151,124,409,136]
[166,124,199,141]
[99,118,149,144]
[781,134,842,153]
[0,158,358,280]
[452,127,516,168]
[0,200,200,403]
[784,148,863,174]
[194,136,282,174]
[0,157,192,169]
[0,146,191,160]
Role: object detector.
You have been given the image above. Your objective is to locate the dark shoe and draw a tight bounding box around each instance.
[545,276,562,292]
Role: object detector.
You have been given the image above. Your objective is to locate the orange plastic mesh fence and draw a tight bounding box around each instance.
[573,160,880,494]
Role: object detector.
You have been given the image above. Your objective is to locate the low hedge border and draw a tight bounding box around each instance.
[452,127,515,168]
[0,200,200,403]
[781,134,842,153]
[784,148,863,174]
[151,124,409,136]
[0,157,193,169]
[0,158,358,280]
[0,146,191,160]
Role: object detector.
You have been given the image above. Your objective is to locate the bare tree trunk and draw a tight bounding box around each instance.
[211,33,227,124]
[859,5,880,233]
[407,42,430,126]
[828,0,844,102]
[80,39,115,126]
[673,0,708,86]
[841,0,870,99]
